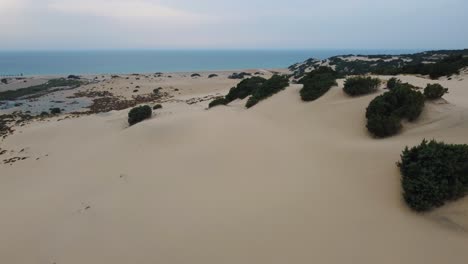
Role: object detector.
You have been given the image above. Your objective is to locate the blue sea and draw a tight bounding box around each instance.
[0,49,421,76]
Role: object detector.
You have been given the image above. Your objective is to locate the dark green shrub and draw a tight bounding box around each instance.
[401,55,468,79]
[225,77,266,103]
[343,76,381,96]
[386,77,401,90]
[67,75,80,79]
[245,75,289,108]
[153,104,162,110]
[1,78,7,84]
[50,108,61,115]
[398,139,468,212]
[366,114,402,138]
[299,67,339,101]
[424,83,448,100]
[208,97,227,108]
[366,83,425,137]
[128,105,152,126]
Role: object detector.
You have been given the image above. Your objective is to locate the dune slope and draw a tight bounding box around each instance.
[1,75,468,264]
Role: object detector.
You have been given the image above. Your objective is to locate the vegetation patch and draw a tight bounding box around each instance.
[343,76,381,96]
[245,75,290,108]
[0,78,83,101]
[290,50,468,80]
[128,105,152,126]
[299,67,339,101]
[401,55,468,79]
[386,77,401,90]
[366,83,425,137]
[208,97,228,108]
[398,139,468,212]
[226,77,266,102]
[424,83,448,100]
[207,76,269,108]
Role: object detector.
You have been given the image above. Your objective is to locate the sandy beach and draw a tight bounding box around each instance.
[1,67,468,264]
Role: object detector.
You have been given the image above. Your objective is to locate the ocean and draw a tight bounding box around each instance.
[0,49,421,76]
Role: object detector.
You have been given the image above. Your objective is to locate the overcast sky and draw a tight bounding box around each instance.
[0,0,467,50]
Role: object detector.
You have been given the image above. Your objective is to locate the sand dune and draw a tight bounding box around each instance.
[1,73,468,263]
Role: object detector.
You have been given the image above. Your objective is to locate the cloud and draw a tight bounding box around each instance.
[48,0,213,25]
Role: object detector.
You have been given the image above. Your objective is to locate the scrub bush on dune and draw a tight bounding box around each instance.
[398,139,468,212]
[343,76,381,96]
[366,83,424,137]
[424,83,448,100]
[128,105,152,126]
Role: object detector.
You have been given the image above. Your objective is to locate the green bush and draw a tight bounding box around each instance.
[225,77,266,103]
[366,114,402,138]
[398,139,468,212]
[299,67,339,101]
[153,104,162,110]
[386,77,401,90]
[128,105,152,126]
[366,83,425,137]
[424,83,448,100]
[245,75,289,108]
[343,76,381,96]
[208,97,227,108]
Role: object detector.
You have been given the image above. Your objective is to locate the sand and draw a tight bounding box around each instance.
[1,70,468,263]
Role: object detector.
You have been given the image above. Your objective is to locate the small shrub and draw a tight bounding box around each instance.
[245,75,289,108]
[50,108,61,115]
[153,104,162,110]
[128,105,152,126]
[299,67,339,101]
[424,83,448,100]
[67,75,80,79]
[398,139,468,212]
[208,98,227,108]
[343,76,381,96]
[386,77,401,90]
[1,78,7,84]
[228,72,252,79]
[208,74,218,78]
[191,73,201,78]
[366,83,425,137]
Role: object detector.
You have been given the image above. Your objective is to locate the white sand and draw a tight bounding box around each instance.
[1,72,468,263]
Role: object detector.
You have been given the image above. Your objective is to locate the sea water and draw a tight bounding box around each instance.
[0,49,420,76]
